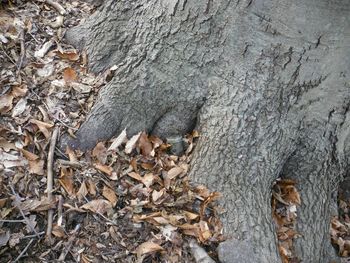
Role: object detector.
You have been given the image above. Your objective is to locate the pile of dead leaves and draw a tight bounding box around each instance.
[272,179,302,263]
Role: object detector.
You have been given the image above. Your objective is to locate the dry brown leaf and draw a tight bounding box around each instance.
[21,148,39,161]
[87,179,97,196]
[102,185,117,207]
[56,49,80,61]
[183,211,199,221]
[28,160,44,175]
[283,186,301,205]
[167,166,184,180]
[0,93,14,114]
[136,241,163,258]
[141,162,154,170]
[59,168,75,196]
[63,67,78,83]
[94,162,113,176]
[138,132,153,156]
[52,225,66,238]
[125,132,141,154]
[81,199,112,215]
[199,221,211,241]
[11,85,28,97]
[128,172,143,181]
[65,146,78,163]
[152,189,166,204]
[108,128,127,151]
[92,142,107,164]
[141,173,155,188]
[77,181,89,201]
[30,119,53,139]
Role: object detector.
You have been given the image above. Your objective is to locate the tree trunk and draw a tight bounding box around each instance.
[64,0,350,262]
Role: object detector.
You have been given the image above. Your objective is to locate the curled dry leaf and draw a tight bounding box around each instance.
[55,49,80,61]
[0,93,14,114]
[77,181,88,201]
[102,185,117,207]
[108,128,127,151]
[92,142,107,164]
[125,132,141,154]
[136,241,163,258]
[138,132,153,156]
[81,199,113,215]
[167,166,184,180]
[63,67,78,83]
[94,162,113,176]
[30,119,54,139]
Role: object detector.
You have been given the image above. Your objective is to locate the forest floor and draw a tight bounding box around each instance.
[0,1,349,262]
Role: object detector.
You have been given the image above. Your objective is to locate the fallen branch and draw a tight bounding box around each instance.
[44,0,66,15]
[9,185,40,238]
[14,239,34,262]
[58,159,84,168]
[46,127,59,241]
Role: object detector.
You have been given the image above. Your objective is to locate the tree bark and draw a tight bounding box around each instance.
[64,0,350,262]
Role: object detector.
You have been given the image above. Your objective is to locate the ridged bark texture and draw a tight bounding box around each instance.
[64,0,350,262]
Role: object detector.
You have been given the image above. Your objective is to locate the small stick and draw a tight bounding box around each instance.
[0,219,25,223]
[16,28,26,76]
[45,0,66,15]
[9,186,40,238]
[58,159,84,168]
[57,195,63,226]
[21,231,45,239]
[46,127,59,241]
[58,224,80,261]
[14,239,34,262]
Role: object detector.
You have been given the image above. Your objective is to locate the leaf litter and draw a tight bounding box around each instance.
[0,0,349,262]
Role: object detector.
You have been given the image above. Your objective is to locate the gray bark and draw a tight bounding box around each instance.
[64,0,350,262]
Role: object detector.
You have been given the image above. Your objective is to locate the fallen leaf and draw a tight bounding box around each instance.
[63,67,77,83]
[30,119,53,139]
[81,199,112,215]
[28,160,44,175]
[0,93,14,114]
[138,132,153,156]
[77,181,88,201]
[102,185,117,207]
[11,98,27,117]
[136,241,163,258]
[108,128,127,151]
[167,166,184,180]
[56,49,79,61]
[93,142,107,164]
[125,132,141,154]
[94,162,113,176]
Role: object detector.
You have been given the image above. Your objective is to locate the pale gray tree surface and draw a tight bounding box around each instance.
[63,0,350,262]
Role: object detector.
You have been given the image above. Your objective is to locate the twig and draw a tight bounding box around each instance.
[14,239,34,262]
[58,224,80,261]
[44,0,66,15]
[0,219,25,223]
[9,185,40,238]
[58,159,84,168]
[0,45,17,65]
[57,195,63,226]
[21,231,45,239]
[16,28,25,76]
[46,127,59,241]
